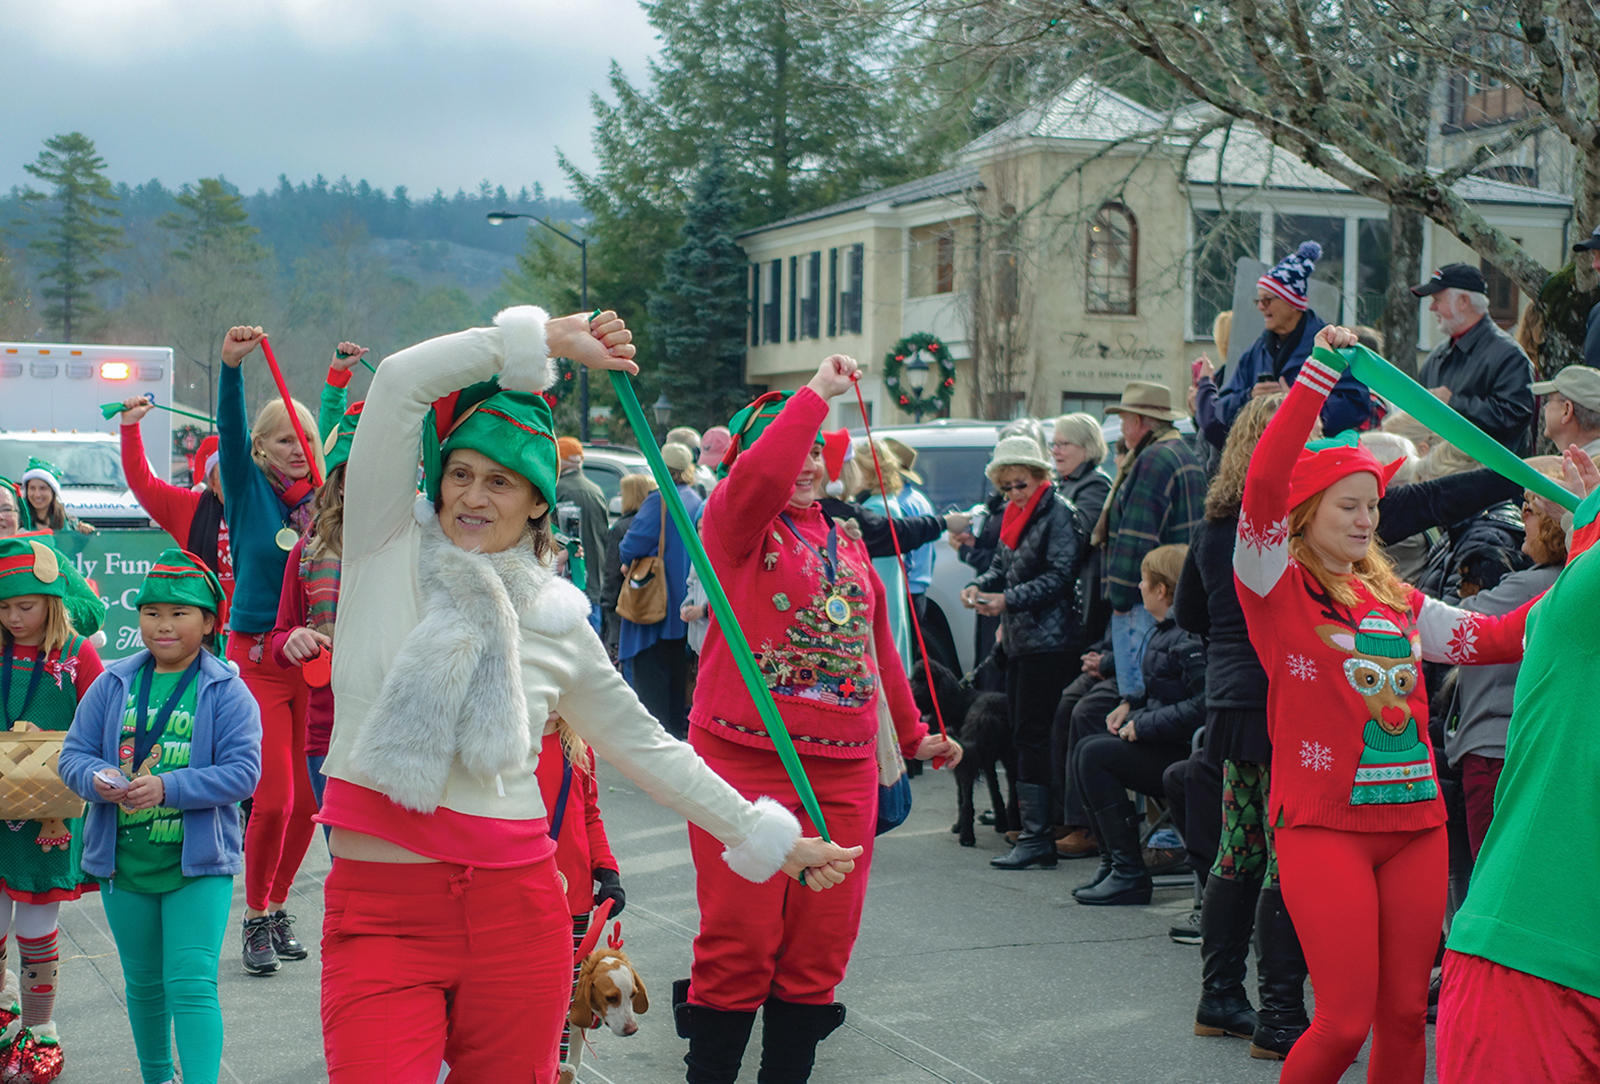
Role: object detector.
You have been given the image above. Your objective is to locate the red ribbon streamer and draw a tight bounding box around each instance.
[258,336,324,488]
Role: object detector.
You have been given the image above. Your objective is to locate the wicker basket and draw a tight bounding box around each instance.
[0,727,86,821]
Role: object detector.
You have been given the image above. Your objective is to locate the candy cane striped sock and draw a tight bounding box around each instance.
[15,932,58,1027]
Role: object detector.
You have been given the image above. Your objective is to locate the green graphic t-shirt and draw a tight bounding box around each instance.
[114,669,198,894]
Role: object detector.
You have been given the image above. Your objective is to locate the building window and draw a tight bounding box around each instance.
[801,252,821,338]
[1190,210,1261,339]
[749,264,761,347]
[936,232,956,295]
[788,255,798,343]
[1482,247,1520,330]
[764,258,782,344]
[1474,164,1539,188]
[827,248,838,337]
[1086,203,1137,315]
[840,243,864,334]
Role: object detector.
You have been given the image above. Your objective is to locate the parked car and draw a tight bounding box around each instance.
[579,444,652,518]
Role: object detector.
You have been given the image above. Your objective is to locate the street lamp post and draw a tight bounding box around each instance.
[487,211,590,440]
[652,392,673,439]
[905,352,932,423]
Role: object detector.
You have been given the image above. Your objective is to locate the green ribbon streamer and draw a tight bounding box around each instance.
[607,370,831,841]
[100,399,217,426]
[1333,344,1579,513]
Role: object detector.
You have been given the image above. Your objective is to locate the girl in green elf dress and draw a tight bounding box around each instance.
[0,537,105,1083]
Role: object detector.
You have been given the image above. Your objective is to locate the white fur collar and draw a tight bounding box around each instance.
[349,510,589,811]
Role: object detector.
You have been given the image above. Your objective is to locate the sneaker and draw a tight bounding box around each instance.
[242,916,281,975]
[1,1022,63,1084]
[270,911,308,961]
[1169,907,1203,945]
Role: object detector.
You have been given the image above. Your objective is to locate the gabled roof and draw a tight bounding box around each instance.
[961,76,1170,153]
[738,164,982,238]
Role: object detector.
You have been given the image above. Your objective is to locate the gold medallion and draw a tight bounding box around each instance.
[275,527,298,551]
[824,593,851,626]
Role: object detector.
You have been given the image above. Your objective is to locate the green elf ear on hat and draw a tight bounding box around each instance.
[0,477,32,531]
[718,390,825,479]
[1353,611,1416,660]
[436,390,559,507]
[134,548,228,624]
[0,538,67,601]
[19,457,63,501]
[322,400,366,474]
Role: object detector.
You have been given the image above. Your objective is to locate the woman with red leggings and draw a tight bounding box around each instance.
[1234,324,1536,1083]
[217,326,323,975]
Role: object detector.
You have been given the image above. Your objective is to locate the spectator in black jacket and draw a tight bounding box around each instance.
[1052,412,1114,642]
[963,437,1082,871]
[1071,545,1204,907]
[1412,263,1536,453]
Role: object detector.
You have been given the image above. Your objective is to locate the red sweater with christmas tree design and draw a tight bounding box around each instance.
[1235,350,1535,833]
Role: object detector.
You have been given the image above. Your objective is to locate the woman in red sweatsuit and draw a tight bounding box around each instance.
[534,724,625,1073]
[678,354,961,1084]
[1235,324,1537,1084]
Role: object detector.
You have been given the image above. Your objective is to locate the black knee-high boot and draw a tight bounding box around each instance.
[1194,876,1260,1038]
[1249,886,1310,1059]
[675,979,757,1084]
[756,997,847,1084]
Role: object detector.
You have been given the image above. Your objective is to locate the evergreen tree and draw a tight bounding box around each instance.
[647,147,750,429]
[159,177,263,260]
[22,132,123,340]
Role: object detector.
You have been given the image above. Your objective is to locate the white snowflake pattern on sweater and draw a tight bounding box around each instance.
[1285,654,1318,681]
[1300,740,1334,773]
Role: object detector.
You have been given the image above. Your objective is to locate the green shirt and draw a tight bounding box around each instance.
[113,669,198,894]
[1447,534,1600,997]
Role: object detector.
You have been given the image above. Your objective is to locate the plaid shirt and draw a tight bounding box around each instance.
[1101,433,1206,610]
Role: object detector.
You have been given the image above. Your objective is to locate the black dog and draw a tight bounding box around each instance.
[912,656,1016,847]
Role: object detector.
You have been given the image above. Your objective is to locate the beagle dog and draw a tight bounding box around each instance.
[561,947,648,1084]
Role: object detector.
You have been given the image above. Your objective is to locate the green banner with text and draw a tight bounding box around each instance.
[48,528,177,661]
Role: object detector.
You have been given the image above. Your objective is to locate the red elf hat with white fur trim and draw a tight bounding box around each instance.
[819,429,853,497]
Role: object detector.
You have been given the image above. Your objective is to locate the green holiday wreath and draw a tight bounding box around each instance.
[882,333,955,416]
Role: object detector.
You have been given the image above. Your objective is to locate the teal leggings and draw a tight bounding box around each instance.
[100,876,233,1084]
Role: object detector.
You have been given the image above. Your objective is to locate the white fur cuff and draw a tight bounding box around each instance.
[495,305,554,393]
[722,796,802,883]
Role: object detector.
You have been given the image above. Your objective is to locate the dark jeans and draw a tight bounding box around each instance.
[1072,732,1192,842]
[625,636,690,739]
[1052,674,1123,827]
[1164,750,1222,880]
[1006,651,1073,789]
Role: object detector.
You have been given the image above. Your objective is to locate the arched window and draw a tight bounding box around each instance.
[1087,203,1137,315]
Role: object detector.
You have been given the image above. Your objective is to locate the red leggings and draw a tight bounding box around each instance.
[1274,824,1447,1084]
[687,729,877,1012]
[229,635,317,911]
[321,857,571,1084]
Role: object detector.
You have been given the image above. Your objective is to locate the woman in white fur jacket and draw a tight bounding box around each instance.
[313,307,860,1084]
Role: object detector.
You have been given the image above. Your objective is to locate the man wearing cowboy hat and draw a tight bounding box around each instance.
[1093,381,1206,700]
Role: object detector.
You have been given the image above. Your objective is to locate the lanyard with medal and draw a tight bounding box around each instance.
[779,513,851,625]
[1,644,47,729]
[274,482,314,552]
[129,655,203,774]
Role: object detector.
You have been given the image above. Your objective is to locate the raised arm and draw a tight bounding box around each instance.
[320,342,367,438]
[118,401,200,542]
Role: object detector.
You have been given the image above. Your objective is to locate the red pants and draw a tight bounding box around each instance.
[687,729,877,1012]
[1437,949,1600,1083]
[321,857,571,1084]
[1458,754,1503,859]
[229,635,317,910]
[1274,824,1446,1084]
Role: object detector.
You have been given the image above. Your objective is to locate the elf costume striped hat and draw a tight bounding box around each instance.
[1354,611,1414,660]
[134,548,227,621]
[718,391,827,479]
[0,538,66,599]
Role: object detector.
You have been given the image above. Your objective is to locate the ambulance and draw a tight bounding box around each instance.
[0,341,177,528]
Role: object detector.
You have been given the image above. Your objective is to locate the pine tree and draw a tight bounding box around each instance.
[22,132,123,340]
[159,177,263,260]
[647,147,750,429]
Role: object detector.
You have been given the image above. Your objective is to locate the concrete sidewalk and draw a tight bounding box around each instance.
[53,765,1433,1083]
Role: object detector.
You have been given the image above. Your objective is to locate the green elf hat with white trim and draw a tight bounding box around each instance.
[437,390,559,506]
[0,538,66,600]
[322,401,366,473]
[0,477,32,530]
[718,391,826,479]
[1354,611,1413,660]
[134,548,227,620]
[19,457,62,500]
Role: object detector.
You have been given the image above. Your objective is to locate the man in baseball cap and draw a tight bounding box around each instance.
[1532,365,1600,460]
[1411,262,1535,452]
[1575,223,1600,369]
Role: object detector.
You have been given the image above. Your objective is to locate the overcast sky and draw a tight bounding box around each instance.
[0,0,658,200]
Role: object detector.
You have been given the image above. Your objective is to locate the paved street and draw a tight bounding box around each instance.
[54,764,1436,1083]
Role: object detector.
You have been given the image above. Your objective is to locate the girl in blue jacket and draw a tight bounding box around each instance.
[62,549,262,1084]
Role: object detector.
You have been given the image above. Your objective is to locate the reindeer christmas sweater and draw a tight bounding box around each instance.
[1234,349,1536,833]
